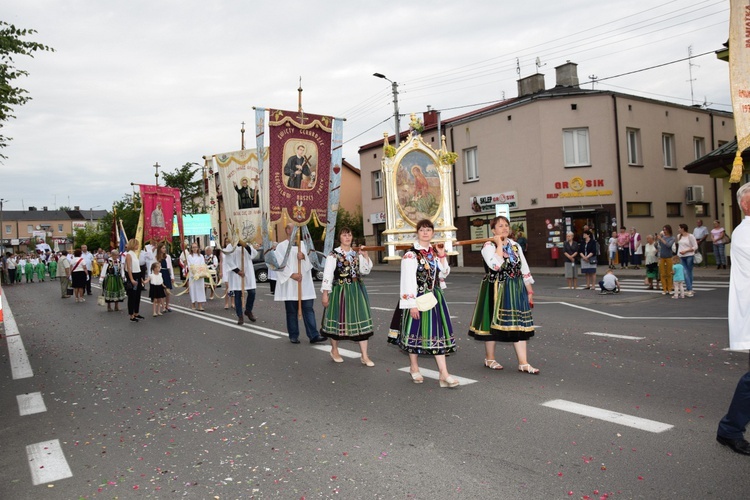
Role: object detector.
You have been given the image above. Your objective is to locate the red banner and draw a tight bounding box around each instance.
[138,185,183,243]
[268,109,332,225]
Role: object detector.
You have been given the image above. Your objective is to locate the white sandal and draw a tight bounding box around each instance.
[484,359,504,370]
[410,371,424,384]
[518,364,540,375]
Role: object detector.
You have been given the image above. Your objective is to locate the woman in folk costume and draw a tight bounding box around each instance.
[186,242,207,310]
[388,219,459,388]
[469,215,539,374]
[100,249,126,312]
[320,227,375,366]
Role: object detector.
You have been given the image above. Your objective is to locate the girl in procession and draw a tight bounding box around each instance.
[320,227,375,366]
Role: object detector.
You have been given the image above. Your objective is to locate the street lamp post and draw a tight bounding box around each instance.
[89,205,101,225]
[373,73,400,147]
[0,198,7,254]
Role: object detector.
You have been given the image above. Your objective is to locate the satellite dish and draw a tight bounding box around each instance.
[36,225,41,230]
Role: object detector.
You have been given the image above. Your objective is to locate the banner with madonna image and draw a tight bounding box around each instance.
[214,148,267,246]
[138,184,183,243]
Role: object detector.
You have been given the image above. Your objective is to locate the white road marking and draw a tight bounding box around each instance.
[26,439,73,485]
[312,345,361,358]
[397,367,478,385]
[1,298,33,379]
[17,392,47,416]
[534,301,726,321]
[722,348,750,352]
[370,306,393,311]
[583,332,645,340]
[165,304,283,339]
[542,399,673,433]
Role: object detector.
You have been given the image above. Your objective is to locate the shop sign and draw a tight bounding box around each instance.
[546,176,613,199]
[369,212,386,224]
[471,191,517,213]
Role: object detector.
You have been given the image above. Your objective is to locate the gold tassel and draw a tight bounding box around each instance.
[729,150,744,184]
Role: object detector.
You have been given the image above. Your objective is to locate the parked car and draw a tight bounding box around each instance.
[253,251,325,283]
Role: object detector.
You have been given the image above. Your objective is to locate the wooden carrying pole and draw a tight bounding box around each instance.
[356,237,492,253]
[297,230,303,319]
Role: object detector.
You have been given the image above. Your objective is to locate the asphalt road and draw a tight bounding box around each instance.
[1,270,748,499]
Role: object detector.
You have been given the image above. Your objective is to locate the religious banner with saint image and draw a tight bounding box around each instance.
[138,185,183,243]
[268,109,332,225]
[214,148,267,245]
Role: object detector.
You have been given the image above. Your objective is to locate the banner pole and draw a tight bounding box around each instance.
[297,229,302,320]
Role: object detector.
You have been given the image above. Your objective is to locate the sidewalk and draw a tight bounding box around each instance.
[370,261,730,279]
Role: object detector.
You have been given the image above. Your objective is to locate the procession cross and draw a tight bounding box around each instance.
[154,162,161,186]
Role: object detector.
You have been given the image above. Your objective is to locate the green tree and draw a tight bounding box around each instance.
[162,162,203,214]
[1,22,54,159]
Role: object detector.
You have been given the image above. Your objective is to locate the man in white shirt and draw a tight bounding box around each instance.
[80,244,94,295]
[716,182,750,456]
[693,219,709,268]
[226,242,258,325]
[273,224,326,344]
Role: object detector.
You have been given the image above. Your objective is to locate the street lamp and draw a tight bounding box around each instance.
[190,161,207,212]
[89,205,101,224]
[373,73,401,147]
[0,198,7,254]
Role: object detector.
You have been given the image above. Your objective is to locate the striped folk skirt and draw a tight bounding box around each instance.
[321,282,374,341]
[469,275,534,342]
[103,275,126,303]
[387,287,456,355]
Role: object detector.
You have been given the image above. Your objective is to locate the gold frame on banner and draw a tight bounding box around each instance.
[380,115,458,260]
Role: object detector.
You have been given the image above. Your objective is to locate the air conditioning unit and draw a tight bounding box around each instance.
[686,185,704,205]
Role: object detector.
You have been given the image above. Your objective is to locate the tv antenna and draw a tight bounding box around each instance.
[687,45,699,105]
[516,58,521,78]
[535,57,546,72]
[588,75,598,90]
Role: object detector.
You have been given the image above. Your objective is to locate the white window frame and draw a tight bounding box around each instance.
[58,224,64,232]
[4,224,10,234]
[372,170,383,199]
[693,136,705,160]
[662,133,676,168]
[464,147,479,182]
[563,128,590,167]
[626,128,641,165]
[27,224,33,234]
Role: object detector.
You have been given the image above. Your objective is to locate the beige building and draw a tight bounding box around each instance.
[1,206,107,252]
[358,62,735,267]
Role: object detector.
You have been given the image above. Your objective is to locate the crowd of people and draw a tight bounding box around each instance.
[560,218,730,297]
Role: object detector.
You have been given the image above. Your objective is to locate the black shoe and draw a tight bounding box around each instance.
[130,317,139,322]
[289,339,301,344]
[135,314,145,319]
[310,336,328,344]
[717,435,750,455]
[237,317,244,325]
[246,311,257,322]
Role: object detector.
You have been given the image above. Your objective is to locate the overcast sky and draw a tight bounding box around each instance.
[1,0,732,213]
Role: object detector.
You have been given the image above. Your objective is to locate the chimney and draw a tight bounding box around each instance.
[29,206,37,211]
[43,206,48,211]
[423,106,438,128]
[517,73,546,97]
[74,206,80,211]
[555,61,579,88]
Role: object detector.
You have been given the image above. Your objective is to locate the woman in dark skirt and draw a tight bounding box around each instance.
[156,243,174,312]
[387,219,459,388]
[320,227,374,366]
[468,215,539,374]
[101,249,126,311]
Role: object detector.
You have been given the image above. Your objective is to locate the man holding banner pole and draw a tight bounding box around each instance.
[226,240,259,325]
[274,223,326,344]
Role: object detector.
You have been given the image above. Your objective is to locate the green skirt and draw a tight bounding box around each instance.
[103,275,126,302]
[387,287,456,355]
[321,282,373,341]
[469,275,534,342]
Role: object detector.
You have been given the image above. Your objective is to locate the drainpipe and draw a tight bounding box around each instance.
[612,94,624,227]
[710,112,718,220]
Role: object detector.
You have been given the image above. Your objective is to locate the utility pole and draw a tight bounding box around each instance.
[373,73,401,147]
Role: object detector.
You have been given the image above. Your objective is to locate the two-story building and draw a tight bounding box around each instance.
[1,206,107,253]
[359,62,735,267]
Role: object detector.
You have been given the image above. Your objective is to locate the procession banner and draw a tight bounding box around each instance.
[729,0,750,182]
[214,149,266,246]
[205,156,221,243]
[138,185,183,244]
[268,109,332,226]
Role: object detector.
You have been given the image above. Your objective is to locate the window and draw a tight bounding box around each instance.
[693,137,705,160]
[58,224,64,232]
[626,128,641,165]
[662,133,675,168]
[627,202,652,217]
[666,202,682,217]
[464,147,479,181]
[694,203,709,217]
[372,170,383,199]
[27,225,33,234]
[563,128,590,167]
[4,224,10,234]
